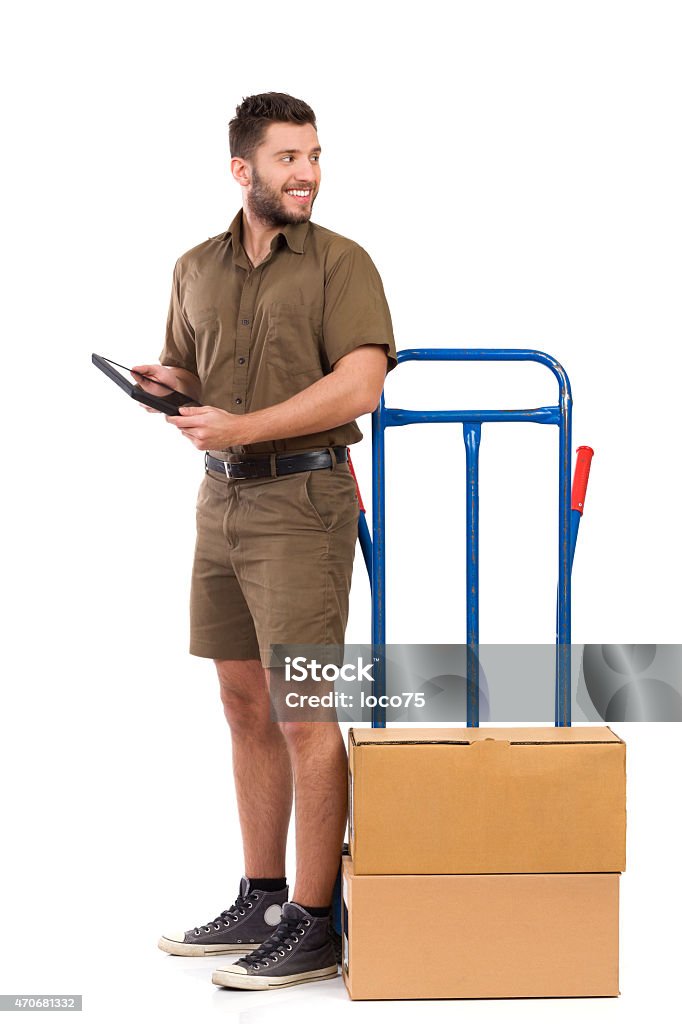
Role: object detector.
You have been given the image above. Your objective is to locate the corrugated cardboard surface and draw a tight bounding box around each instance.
[349,726,626,874]
[342,858,620,1000]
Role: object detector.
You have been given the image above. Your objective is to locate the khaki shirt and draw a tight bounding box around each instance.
[160,208,397,456]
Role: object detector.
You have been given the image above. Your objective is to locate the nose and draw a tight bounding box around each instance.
[295,161,319,186]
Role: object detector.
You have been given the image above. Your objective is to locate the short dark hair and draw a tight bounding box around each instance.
[229,92,317,162]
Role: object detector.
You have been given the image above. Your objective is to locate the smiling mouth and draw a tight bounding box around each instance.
[285,188,313,201]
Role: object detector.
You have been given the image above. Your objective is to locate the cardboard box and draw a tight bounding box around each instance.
[342,857,620,999]
[349,726,626,874]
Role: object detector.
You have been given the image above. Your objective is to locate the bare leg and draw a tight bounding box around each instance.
[271,665,348,907]
[215,658,293,878]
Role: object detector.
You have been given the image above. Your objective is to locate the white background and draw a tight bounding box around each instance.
[1,0,680,1020]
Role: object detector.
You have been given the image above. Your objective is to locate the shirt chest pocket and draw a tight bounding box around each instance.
[265,301,324,376]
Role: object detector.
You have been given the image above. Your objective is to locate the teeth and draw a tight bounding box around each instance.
[286,189,311,197]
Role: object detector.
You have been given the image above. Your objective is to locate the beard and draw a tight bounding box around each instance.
[248,167,315,227]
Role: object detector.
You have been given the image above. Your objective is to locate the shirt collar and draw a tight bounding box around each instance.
[224,208,309,263]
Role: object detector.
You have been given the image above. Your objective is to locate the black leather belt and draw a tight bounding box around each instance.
[205,446,348,480]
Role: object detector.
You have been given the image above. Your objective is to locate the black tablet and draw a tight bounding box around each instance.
[92,354,201,415]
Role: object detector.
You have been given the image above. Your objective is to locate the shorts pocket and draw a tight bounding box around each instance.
[301,468,359,533]
[196,471,226,517]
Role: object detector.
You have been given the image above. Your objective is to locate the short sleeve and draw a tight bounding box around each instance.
[322,245,397,373]
[158,260,198,375]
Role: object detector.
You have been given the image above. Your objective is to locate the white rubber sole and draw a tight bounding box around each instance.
[212,964,339,990]
[158,936,261,956]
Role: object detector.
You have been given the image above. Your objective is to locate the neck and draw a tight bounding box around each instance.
[241,204,279,263]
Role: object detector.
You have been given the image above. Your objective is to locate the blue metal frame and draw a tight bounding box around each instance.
[357,511,373,585]
[368,348,573,729]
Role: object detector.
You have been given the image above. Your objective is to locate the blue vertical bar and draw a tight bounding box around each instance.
[463,422,481,727]
[357,512,372,585]
[371,398,387,728]
[555,387,572,726]
[569,508,582,572]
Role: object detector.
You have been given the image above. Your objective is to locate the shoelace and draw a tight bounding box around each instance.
[242,916,309,967]
[193,893,256,935]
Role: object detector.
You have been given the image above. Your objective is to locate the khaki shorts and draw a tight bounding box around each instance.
[190,457,359,666]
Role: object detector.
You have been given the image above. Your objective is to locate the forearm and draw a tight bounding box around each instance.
[166,366,202,402]
[166,347,388,451]
[238,370,375,446]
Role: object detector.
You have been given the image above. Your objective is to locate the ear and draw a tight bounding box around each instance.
[231,156,251,188]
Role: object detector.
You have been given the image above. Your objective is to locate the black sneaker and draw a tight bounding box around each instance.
[158,878,288,956]
[212,902,338,990]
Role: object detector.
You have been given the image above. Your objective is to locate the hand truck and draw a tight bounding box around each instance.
[354,347,594,728]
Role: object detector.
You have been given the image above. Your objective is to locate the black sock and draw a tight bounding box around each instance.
[247,877,287,892]
[297,903,331,918]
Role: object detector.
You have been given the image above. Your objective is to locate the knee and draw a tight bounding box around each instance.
[215,661,271,735]
[278,720,342,749]
[219,687,259,734]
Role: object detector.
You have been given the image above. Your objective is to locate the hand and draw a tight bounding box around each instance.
[165,405,248,450]
[131,363,182,413]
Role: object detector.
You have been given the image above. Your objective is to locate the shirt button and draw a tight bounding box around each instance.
[241,319,250,326]
[234,397,242,405]
[238,357,246,365]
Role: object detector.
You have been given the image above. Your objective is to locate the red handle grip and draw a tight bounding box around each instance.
[571,446,594,514]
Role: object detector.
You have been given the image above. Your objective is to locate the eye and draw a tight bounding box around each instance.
[311,155,320,162]
[281,156,293,163]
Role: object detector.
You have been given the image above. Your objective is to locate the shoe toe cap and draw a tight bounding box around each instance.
[162,930,189,942]
[216,964,248,978]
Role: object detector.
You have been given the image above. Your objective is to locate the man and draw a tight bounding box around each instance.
[133,92,396,991]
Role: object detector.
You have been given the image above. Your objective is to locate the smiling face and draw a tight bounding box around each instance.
[238,121,322,227]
